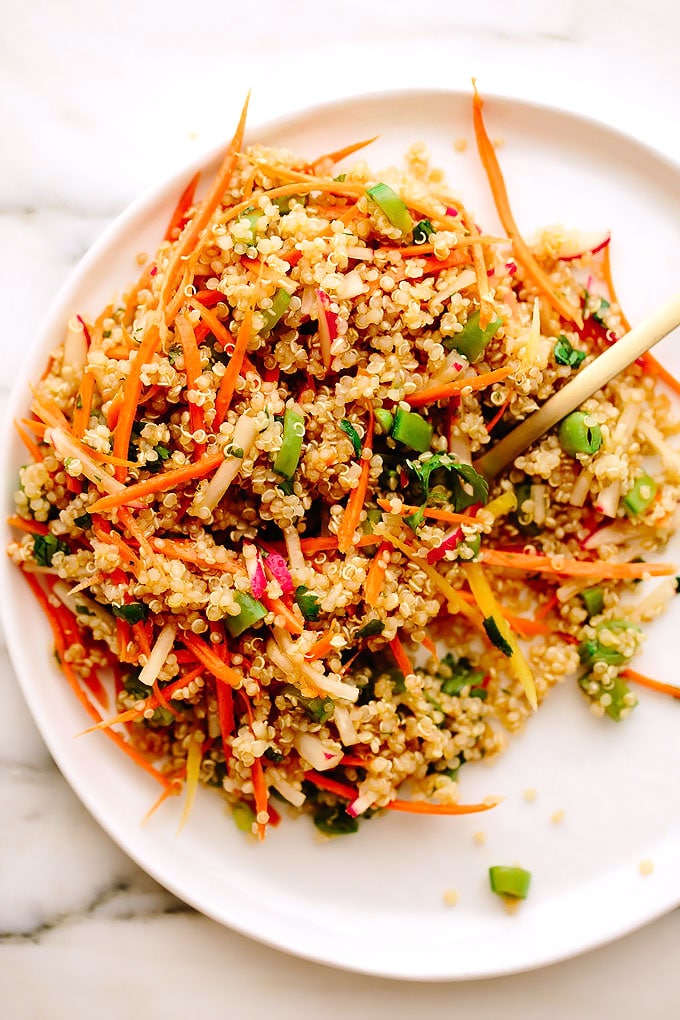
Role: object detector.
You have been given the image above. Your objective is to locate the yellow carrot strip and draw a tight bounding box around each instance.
[472,85,583,328]
[177,732,203,834]
[364,540,390,607]
[621,667,680,700]
[162,94,251,307]
[337,409,375,554]
[72,371,95,440]
[88,450,224,514]
[376,498,479,527]
[480,548,676,579]
[112,326,161,481]
[463,562,538,710]
[387,797,498,816]
[380,530,481,624]
[405,365,514,407]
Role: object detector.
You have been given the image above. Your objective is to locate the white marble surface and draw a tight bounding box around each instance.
[3,0,680,1014]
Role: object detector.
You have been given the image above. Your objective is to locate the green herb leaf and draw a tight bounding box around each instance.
[112,602,149,625]
[554,334,586,368]
[340,419,362,457]
[313,802,359,837]
[357,619,385,638]
[33,533,69,567]
[412,219,434,244]
[73,512,92,529]
[438,653,485,696]
[295,585,321,621]
[407,453,488,512]
[483,616,513,656]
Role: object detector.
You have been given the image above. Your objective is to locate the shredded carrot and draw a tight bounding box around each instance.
[389,633,414,677]
[163,93,251,311]
[180,631,244,687]
[376,498,478,527]
[304,770,357,800]
[305,630,335,660]
[472,85,583,328]
[405,365,514,407]
[418,251,471,276]
[386,798,497,816]
[480,548,677,579]
[644,355,680,399]
[175,313,207,459]
[13,419,44,462]
[88,449,224,514]
[311,135,379,168]
[419,634,439,661]
[213,308,254,428]
[262,593,304,635]
[298,533,378,555]
[486,398,510,433]
[622,667,680,700]
[7,515,49,536]
[164,171,200,242]
[188,296,234,352]
[364,541,390,607]
[460,207,493,328]
[337,408,374,554]
[106,390,125,431]
[91,516,142,572]
[250,756,269,841]
[72,372,95,440]
[112,325,161,480]
[116,617,133,662]
[150,537,240,573]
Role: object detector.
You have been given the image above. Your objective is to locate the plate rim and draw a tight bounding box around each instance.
[3,85,680,981]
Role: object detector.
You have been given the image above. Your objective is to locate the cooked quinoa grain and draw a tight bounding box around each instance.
[8,97,680,841]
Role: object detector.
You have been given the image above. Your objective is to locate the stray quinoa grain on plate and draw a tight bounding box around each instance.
[8,89,680,840]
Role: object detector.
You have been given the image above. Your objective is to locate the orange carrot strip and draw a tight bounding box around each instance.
[486,398,510,433]
[311,135,379,167]
[460,207,492,328]
[472,85,583,328]
[163,95,251,307]
[151,537,241,573]
[72,372,95,440]
[364,541,390,607]
[480,548,676,579]
[7,515,49,536]
[304,631,335,661]
[304,770,357,800]
[117,507,157,561]
[13,420,44,462]
[406,365,514,407]
[213,307,254,428]
[337,408,375,554]
[88,449,224,513]
[91,516,142,572]
[299,533,379,555]
[420,634,438,660]
[251,756,269,841]
[645,355,680,399]
[106,390,125,431]
[179,632,243,687]
[112,325,161,480]
[376,498,479,526]
[386,798,496,816]
[601,244,631,332]
[419,251,471,276]
[389,633,413,677]
[164,171,200,242]
[622,667,680,700]
[261,593,304,635]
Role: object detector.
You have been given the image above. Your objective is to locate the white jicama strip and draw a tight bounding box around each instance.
[203,415,258,510]
[556,577,593,603]
[428,351,468,386]
[569,467,592,507]
[294,732,343,772]
[637,419,680,476]
[283,526,306,576]
[523,297,541,367]
[530,483,547,527]
[138,623,176,687]
[345,246,374,261]
[630,576,679,622]
[45,427,126,497]
[584,521,639,550]
[433,268,477,306]
[613,401,641,445]
[333,704,358,746]
[270,776,306,808]
[335,269,366,300]
[63,317,88,370]
[447,432,472,464]
[52,580,114,631]
[272,629,359,702]
[347,789,379,818]
[594,479,621,518]
[299,661,359,702]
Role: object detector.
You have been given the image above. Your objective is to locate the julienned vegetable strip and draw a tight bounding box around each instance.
[376,499,479,527]
[87,450,225,513]
[622,668,680,700]
[214,307,254,427]
[72,371,95,439]
[163,171,200,242]
[480,549,676,579]
[337,408,375,554]
[405,365,514,407]
[472,84,583,328]
[112,326,161,480]
[304,770,497,815]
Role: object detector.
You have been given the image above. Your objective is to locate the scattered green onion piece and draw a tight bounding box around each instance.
[460,534,481,558]
[483,616,513,657]
[261,288,291,333]
[374,408,394,435]
[365,182,413,234]
[412,219,434,244]
[553,334,586,368]
[236,207,263,244]
[513,478,540,536]
[391,407,433,453]
[581,586,604,618]
[225,591,267,638]
[578,674,636,722]
[273,403,305,479]
[558,412,602,456]
[361,508,383,535]
[623,474,657,515]
[443,310,503,362]
[283,684,334,723]
[489,866,531,900]
[340,419,362,457]
[232,801,257,833]
[578,637,630,668]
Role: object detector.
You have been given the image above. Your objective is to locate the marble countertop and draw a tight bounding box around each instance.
[3,1,680,1015]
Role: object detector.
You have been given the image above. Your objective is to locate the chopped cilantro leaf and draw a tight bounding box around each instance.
[412,219,434,244]
[33,534,69,567]
[554,334,586,368]
[73,512,92,529]
[340,419,362,457]
[112,602,149,624]
[357,619,385,638]
[295,585,321,621]
[313,802,359,836]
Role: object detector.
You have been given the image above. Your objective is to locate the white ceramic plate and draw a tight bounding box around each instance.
[3,89,680,981]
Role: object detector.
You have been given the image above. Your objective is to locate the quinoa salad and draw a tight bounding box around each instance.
[8,89,680,840]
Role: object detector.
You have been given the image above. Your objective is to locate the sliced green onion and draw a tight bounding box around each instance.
[365,183,413,234]
[578,673,637,721]
[489,866,531,900]
[273,403,305,479]
[73,512,92,529]
[225,591,267,638]
[283,684,335,723]
[391,407,433,453]
[236,207,263,244]
[340,419,362,457]
[581,586,604,618]
[374,408,394,435]
[260,288,291,333]
[558,412,602,455]
[412,219,434,244]
[443,310,503,362]
[623,474,657,515]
